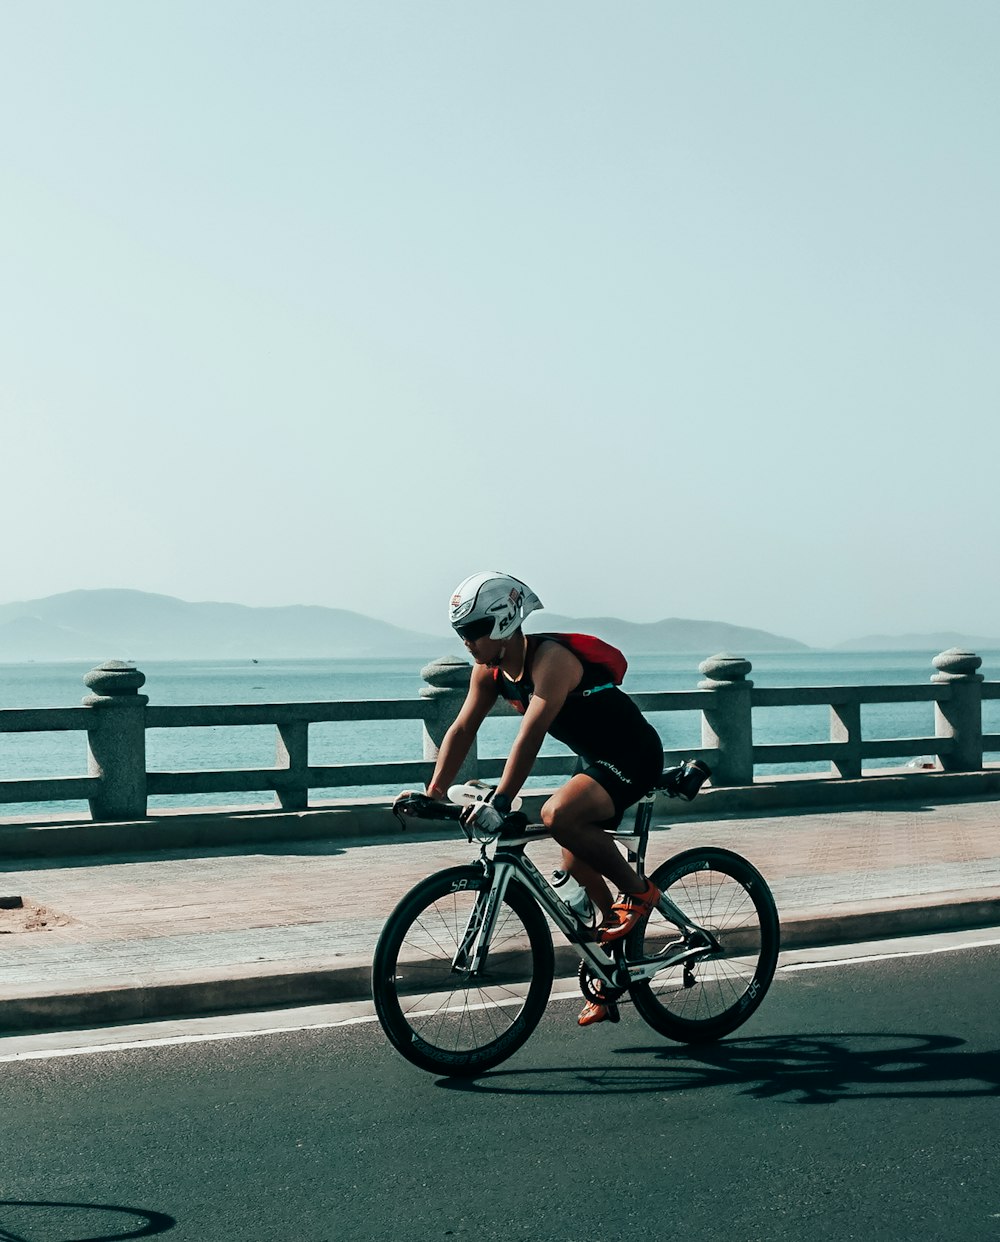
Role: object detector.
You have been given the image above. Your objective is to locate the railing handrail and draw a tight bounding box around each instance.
[0,706,94,733]
[750,684,951,707]
[143,698,430,728]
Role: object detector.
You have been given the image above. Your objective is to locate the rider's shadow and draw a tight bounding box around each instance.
[0,1199,174,1242]
[436,1032,1000,1104]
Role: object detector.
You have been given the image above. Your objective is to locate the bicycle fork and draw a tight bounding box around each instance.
[450,860,515,975]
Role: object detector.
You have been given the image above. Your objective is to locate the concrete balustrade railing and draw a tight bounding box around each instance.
[1,649,999,824]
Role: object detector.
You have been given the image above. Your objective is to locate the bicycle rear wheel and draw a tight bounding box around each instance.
[371,865,554,1076]
[627,847,779,1043]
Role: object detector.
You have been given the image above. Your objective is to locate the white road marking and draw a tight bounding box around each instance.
[1,929,997,1064]
[778,933,1000,972]
[0,1013,377,1063]
[0,990,586,1063]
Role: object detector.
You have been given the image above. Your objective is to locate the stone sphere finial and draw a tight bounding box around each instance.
[83,660,147,697]
[420,655,472,698]
[83,660,148,709]
[698,652,753,690]
[931,648,983,683]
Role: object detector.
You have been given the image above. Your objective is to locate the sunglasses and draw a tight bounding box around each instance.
[454,618,495,643]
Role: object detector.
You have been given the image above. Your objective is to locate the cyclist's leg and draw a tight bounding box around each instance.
[541,774,646,901]
[542,776,636,1026]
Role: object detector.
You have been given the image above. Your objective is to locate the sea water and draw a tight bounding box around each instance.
[2,650,999,819]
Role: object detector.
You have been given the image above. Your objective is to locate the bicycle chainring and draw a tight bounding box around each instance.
[578,961,626,1005]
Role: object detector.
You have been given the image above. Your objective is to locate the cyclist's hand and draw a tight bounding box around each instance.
[392,790,433,818]
[459,800,505,836]
[394,787,443,807]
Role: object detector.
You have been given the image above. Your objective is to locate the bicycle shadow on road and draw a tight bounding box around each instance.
[0,1199,175,1242]
[436,1031,1000,1104]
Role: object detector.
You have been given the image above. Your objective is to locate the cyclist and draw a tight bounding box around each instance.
[396,570,664,1026]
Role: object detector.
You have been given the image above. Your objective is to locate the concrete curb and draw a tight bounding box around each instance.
[777,892,1000,949]
[0,959,371,1034]
[3,895,999,1036]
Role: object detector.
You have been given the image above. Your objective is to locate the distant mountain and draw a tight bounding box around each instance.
[0,590,442,661]
[0,590,811,662]
[832,631,1000,652]
[6,591,992,661]
[529,614,808,654]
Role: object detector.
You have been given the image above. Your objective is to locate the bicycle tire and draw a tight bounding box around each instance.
[371,865,554,1076]
[627,847,779,1043]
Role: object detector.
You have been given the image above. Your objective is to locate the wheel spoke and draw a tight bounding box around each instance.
[627,848,779,1043]
[372,869,554,1075]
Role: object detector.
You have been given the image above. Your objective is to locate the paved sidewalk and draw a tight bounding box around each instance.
[2,797,1000,1033]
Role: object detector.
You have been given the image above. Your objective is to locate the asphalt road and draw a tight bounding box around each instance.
[2,939,999,1242]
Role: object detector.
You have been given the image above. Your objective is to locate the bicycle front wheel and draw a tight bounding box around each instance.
[627,847,779,1044]
[371,865,554,1076]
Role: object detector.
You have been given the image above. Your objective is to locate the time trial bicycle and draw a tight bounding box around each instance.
[372,762,780,1077]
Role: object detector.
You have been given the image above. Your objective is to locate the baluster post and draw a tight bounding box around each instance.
[698,653,754,786]
[932,648,983,771]
[276,720,309,810]
[83,661,149,821]
[421,656,475,785]
[830,698,862,779]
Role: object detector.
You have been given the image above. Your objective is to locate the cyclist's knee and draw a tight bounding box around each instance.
[543,778,616,841]
[541,797,584,843]
[540,797,562,836]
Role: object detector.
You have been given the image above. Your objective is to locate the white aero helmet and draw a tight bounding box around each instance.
[449,572,543,642]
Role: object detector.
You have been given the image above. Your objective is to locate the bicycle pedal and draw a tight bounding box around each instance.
[606,1000,621,1024]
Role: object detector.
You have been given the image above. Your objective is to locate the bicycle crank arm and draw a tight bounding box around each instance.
[571,939,632,990]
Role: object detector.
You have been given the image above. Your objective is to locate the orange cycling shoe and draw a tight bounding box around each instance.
[578,999,608,1026]
[577,987,621,1027]
[597,879,661,944]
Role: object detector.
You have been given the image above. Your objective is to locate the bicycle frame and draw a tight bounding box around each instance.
[378,771,776,1077]
[452,794,719,991]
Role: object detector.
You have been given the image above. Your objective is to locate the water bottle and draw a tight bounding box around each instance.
[551,870,594,926]
[447,781,522,811]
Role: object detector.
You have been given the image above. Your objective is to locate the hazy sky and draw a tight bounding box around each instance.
[3,2,997,646]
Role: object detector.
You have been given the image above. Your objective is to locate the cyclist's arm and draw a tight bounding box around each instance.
[494,643,583,806]
[422,663,499,799]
